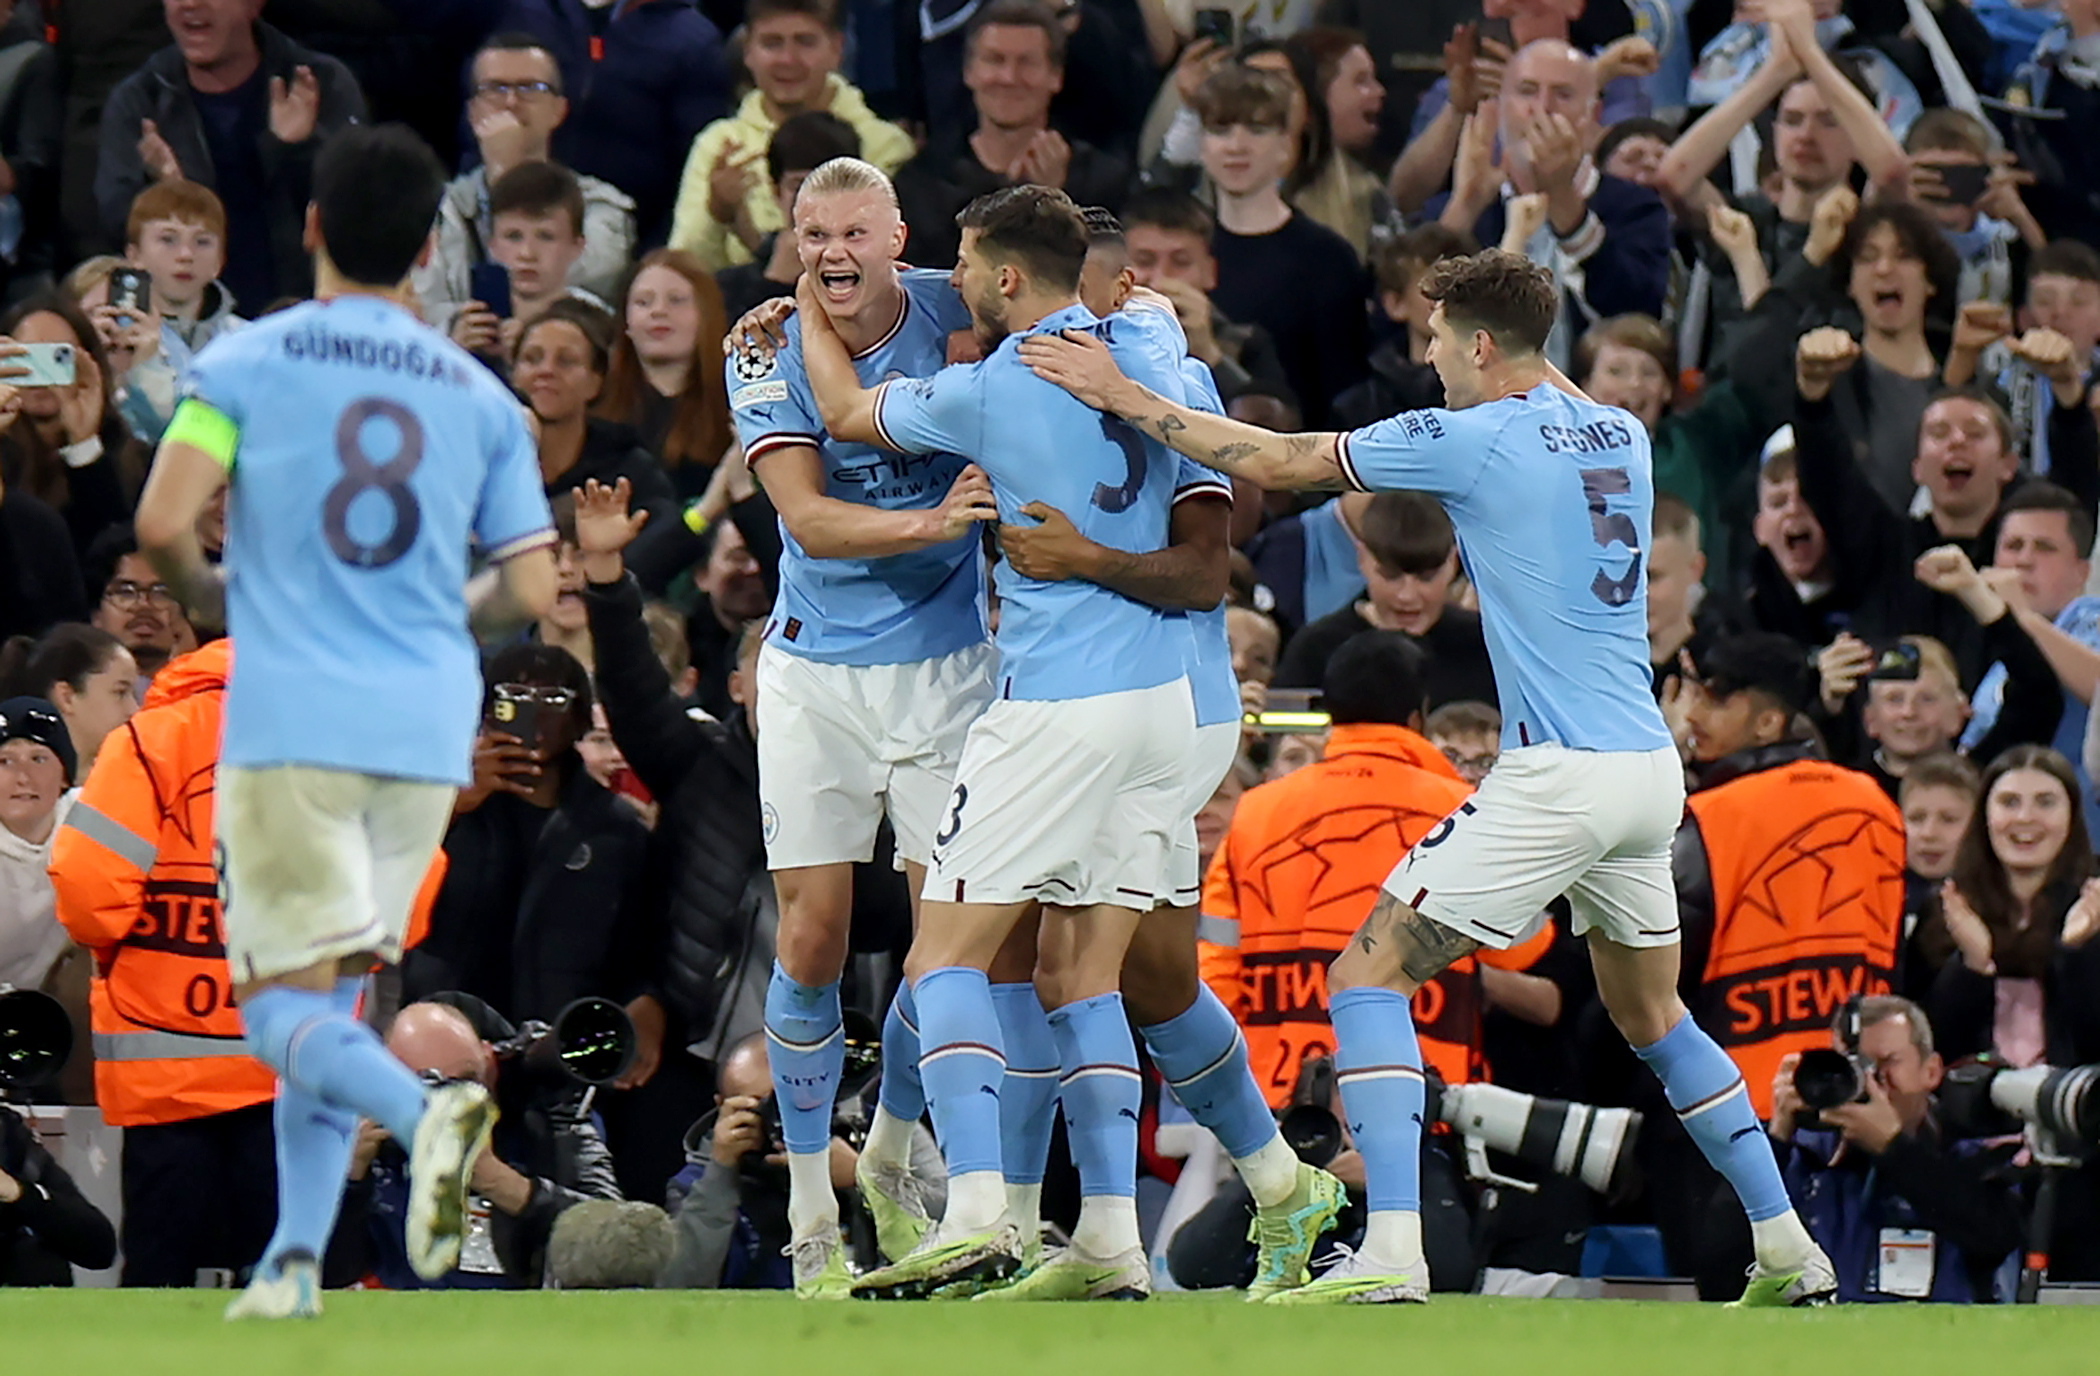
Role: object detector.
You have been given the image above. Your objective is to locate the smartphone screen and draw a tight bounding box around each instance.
[109,267,152,322]
[1193,8,1234,47]
[469,260,514,320]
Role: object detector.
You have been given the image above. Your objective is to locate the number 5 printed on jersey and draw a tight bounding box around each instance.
[1580,467,1642,608]
[325,396,425,569]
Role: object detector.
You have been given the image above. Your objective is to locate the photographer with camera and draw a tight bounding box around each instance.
[1769,996,2023,1303]
[1,1097,116,1285]
[660,1031,944,1289]
[328,997,623,1290]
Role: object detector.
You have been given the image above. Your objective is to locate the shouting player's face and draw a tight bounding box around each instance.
[795,187,907,329]
[1423,304,1487,409]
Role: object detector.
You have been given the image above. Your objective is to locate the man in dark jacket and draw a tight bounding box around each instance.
[1424,40,1671,340]
[403,643,659,1033]
[493,0,730,246]
[893,1,1130,271]
[1793,325,2100,691]
[94,4,366,312]
[1,1100,118,1285]
[578,477,775,1205]
[1769,997,2023,1303]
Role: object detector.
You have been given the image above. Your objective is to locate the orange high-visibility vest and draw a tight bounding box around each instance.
[1200,724,1548,1108]
[51,642,445,1126]
[1686,758,1906,1118]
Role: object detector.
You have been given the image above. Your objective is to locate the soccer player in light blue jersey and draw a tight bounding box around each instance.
[953,216,1343,1302]
[721,155,1005,1298]
[132,125,561,1320]
[790,185,1205,1300]
[1022,248,1836,1308]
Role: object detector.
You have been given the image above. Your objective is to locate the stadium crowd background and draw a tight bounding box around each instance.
[1,0,2099,1303]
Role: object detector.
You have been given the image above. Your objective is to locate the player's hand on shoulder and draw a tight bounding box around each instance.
[1017,327,1125,409]
[1794,326,1860,400]
[726,295,798,360]
[575,478,650,556]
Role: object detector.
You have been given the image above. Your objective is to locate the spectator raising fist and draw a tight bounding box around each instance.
[1795,326,1861,400]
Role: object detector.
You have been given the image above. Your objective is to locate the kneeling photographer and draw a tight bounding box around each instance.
[661,1029,944,1289]
[329,995,626,1289]
[1769,996,2022,1303]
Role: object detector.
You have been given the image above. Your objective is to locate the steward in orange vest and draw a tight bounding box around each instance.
[1676,634,1906,1120]
[48,640,444,1285]
[1201,636,1554,1109]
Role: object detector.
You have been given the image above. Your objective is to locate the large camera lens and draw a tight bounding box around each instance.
[1277,1104,1342,1167]
[551,997,635,1085]
[1793,1048,1863,1112]
[0,987,72,1090]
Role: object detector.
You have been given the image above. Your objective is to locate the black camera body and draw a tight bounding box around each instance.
[1792,995,1873,1128]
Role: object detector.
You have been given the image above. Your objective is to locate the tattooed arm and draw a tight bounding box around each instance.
[1018,329,1348,491]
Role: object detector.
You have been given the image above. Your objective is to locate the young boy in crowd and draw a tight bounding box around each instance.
[125,180,243,371]
[453,162,602,358]
[1903,109,2044,309]
[1330,224,1474,431]
[1425,701,1500,787]
[1951,240,2100,473]
[1895,750,1980,987]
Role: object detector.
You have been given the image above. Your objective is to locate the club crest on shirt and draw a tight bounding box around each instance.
[732,347,777,383]
[762,803,780,846]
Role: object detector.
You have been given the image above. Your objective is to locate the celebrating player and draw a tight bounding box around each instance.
[1019,248,1838,1307]
[719,155,1003,1298]
[132,125,561,1320]
[791,185,1197,1299]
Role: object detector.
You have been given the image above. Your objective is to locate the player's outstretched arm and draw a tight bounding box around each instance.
[794,276,884,446]
[135,401,232,626]
[765,446,997,559]
[1017,330,1345,492]
[998,492,1228,611]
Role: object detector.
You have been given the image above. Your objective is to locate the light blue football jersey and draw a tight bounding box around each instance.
[728,269,987,666]
[1174,359,1238,729]
[1337,388,1672,753]
[181,295,554,785]
[872,301,1188,702]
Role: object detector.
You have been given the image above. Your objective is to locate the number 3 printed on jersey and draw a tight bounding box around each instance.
[325,397,424,568]
[1091,415,1148,513]
[1580,467,1642,607]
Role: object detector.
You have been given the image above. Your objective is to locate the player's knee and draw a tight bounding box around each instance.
[1118,934,1197,1026]
[773,868,853,982]
[1603,992,1686,1050]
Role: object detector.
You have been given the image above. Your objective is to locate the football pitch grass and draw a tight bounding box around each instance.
[9,1290,2099,1376]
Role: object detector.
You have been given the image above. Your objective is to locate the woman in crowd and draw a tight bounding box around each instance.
[0,698,79,996]
[598,249,732,503]
[0,624,137,780]
[514,299,677,525]
[1920,746,2100,1066]
[0,298,146,558]
[1282,28,1396,262]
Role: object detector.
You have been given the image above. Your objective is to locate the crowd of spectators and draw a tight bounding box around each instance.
[1,0,2099,1301]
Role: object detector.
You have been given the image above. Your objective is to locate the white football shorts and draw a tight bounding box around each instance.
[1163,720,1243,910]
[217,764,455,984]
[755,641,996,871]
[924,678,1198,909]
[1384,742,1686,950]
